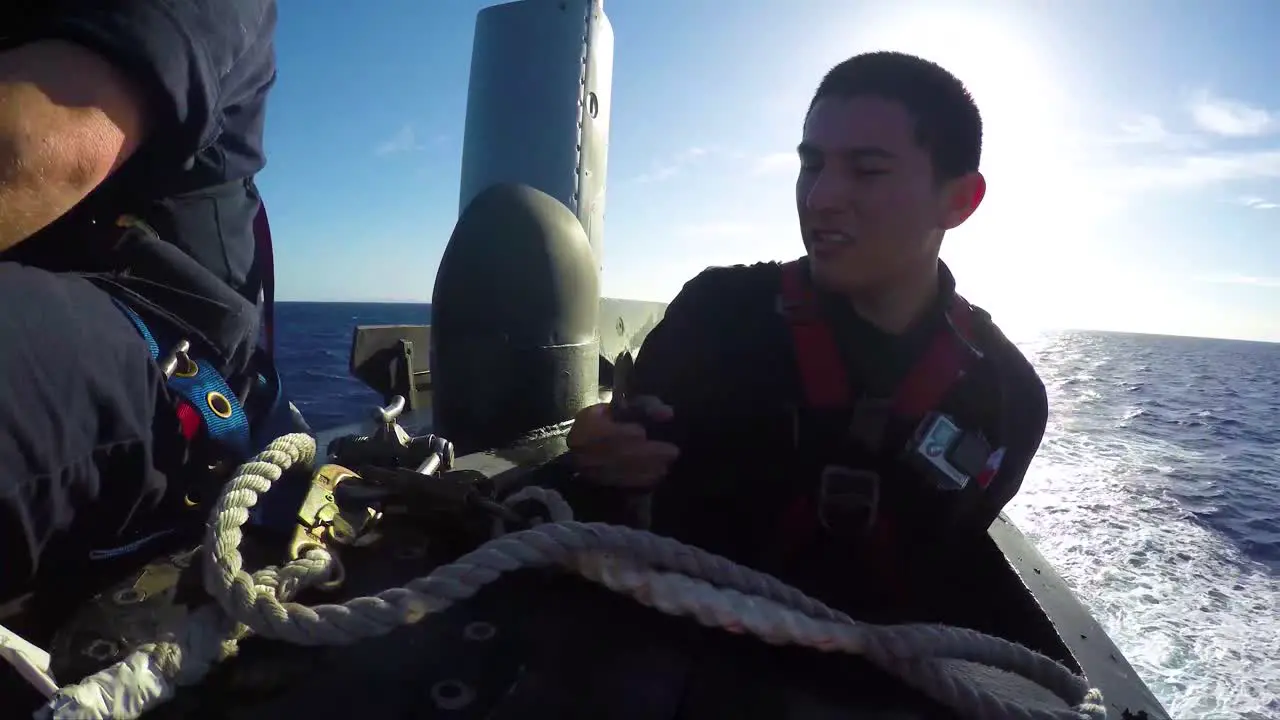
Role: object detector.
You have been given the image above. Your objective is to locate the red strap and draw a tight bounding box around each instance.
[894,296,975,416]
[773,260,980,590]
[779,259,977,414]
[771,260,848,564]
[253,202,276,358]
[774,494,816,556]
[866,513,902,590]
[175,400,202,441]
[779,261,850,407]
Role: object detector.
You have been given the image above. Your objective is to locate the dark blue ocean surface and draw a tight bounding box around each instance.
[274,302,1279,719]
[275,302,433,430]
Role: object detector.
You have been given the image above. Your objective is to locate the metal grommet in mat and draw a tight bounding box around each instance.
[84,639,121,661]
[463,621,497,642]
[112,588,146,605]
[430,679,475,710]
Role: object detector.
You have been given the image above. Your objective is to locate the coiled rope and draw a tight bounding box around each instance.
[36,433,1107,720]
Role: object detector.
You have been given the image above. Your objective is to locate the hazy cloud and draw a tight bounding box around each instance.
[1188,91,1277,138]
[672,220,760,238]
[1101,148,1280,193]
[1237,196,1280,210]
[632,146,710,183]
[751,151,798,176]
[1106,114,1205,151]
[1104,92,1280,152]
[1196,273,1280,288]
[375,124,444,156]
[630,147,802,183]
[1082,90,1280,195]
[1118,114,1174,144]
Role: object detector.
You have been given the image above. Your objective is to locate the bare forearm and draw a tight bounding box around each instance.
[0,128,92,252]
[0,40,149,252]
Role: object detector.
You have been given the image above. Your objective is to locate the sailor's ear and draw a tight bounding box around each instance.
[939,171,986,231]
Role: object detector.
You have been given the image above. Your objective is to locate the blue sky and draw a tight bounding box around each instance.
[260,0,1280,343]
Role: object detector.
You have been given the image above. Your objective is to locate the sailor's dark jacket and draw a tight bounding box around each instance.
[623,259,1049,624]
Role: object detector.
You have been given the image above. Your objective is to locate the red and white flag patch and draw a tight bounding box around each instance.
[976,447,1006,489]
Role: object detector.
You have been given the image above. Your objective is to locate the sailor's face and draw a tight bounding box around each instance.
[795,96,979,295]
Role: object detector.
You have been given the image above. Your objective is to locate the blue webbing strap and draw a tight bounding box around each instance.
[110,298,252,459]
[108,199,306,536]
[247,351,306,451]
[111,299,308,538]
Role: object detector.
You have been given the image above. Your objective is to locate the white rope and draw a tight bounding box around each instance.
[37,432,1108,720]
[35,435,331,720]
[0,620,57,698]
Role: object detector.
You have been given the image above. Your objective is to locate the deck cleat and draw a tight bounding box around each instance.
[326,395,455,473]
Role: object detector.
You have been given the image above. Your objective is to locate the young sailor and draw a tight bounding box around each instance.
[567,51,1048,622]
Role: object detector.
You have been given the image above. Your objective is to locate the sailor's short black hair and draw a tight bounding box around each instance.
[809,51,983,182]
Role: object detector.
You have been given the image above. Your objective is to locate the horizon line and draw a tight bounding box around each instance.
[273,300,1278,345]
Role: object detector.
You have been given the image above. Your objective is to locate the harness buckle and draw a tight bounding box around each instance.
[816,465,881,539]
[159,339,194,379]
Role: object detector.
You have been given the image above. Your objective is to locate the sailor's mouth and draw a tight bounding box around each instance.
[808,230,854,256]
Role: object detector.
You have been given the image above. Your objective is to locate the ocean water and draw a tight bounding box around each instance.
[274,302,1280,719]
[1007,331,1280,719]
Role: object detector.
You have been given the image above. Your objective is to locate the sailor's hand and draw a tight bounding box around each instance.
[567,399,679,488]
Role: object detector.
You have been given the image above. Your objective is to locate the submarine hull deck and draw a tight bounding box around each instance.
[141,415,1155,720]
[0,411,1169,719]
